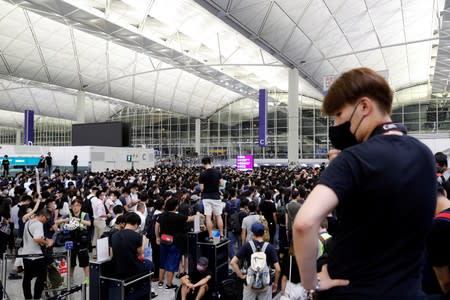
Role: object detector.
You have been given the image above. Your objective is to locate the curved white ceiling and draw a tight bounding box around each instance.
[0,0,445,129]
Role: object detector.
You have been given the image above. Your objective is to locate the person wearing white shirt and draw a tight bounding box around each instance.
[91,190,108,257]
[136,202,147,233]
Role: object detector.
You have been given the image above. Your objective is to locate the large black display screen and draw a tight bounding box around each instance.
[72,122,129,147]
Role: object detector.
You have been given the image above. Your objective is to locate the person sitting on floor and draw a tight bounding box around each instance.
[180,256,212,300]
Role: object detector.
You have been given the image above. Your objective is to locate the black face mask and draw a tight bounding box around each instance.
[328,103,364,150]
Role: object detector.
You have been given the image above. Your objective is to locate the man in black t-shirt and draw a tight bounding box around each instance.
[45,152,52,175]
[111,212,153,279]
[293,68,436,300]
[180,256,212,300]
[199,157,224,241]
[427,186,450,297]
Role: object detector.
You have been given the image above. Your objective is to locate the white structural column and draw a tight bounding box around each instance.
[195,118,201,156]
[288,68,299,167]
[15,128,21,145]
[76,91,86,123]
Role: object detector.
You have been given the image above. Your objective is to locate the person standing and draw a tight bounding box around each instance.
[199,157,224,241]
[2,155,9,177]
[22,209,53,300]
[71,155,78,175]
[37,155,46,173]
[293,68,437,300]
[45,152,52,175]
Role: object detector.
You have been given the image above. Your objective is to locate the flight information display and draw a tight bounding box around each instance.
[236,155,253,171]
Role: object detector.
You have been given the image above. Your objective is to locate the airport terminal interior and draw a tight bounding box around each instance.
[0,0,450,299]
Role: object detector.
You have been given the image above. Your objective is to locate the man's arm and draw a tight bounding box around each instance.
[272,262,281,292]
[241,227,247,243]
[293,184,348,291]
[433,265,450,294]
[193,275,212,288]
[155,222,160,245]
[230,256,246,280]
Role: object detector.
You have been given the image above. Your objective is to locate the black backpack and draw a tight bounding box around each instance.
[145,211,160,240]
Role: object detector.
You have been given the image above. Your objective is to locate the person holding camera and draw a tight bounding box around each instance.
[60,197,91,284]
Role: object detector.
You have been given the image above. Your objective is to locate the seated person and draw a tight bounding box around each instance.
[111,212,153,279]
[180,257,212,300]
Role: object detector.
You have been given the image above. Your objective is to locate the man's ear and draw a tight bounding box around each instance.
[359,97,373,116]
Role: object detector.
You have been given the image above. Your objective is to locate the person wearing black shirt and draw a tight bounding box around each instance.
[45,152,52,175]
[155,197,196,289]
[111,212,153,279]
[2,155,9,177]
[199,157,224,241]
[180,256,212,300]
[258,190,277,244]
[71,155,78,175]
[427,186,450,297]
[293,67,437,300]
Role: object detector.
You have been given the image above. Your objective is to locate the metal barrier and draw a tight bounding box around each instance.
[90,260,153,300]
[1,249,86,300]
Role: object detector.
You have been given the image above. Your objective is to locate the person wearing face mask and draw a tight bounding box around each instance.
[180,257,212,300]
[293,67,437,300]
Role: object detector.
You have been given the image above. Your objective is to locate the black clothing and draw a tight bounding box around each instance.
[259,200,276,243]
[2,158,9,177]
[199,168,221,199]
[281,256,300,284]
[111,229,143,278]
[187,268,213,288]
[71,158,78,174]
[23,258,46,299]
[427,208,450,267]
[318,132,436,299]
[37,158,45,169]
[157,211,187,250]
[45,155,52,167]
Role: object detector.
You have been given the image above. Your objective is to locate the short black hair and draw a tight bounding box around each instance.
[165,197,178,211]
[112,205,124,215]
[201,157,211,165]
[435,152,448,167]
[248,201,257,213]
[124,212,141,226]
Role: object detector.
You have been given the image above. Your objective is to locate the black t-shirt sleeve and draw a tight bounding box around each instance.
[427,220,450,267]
[318,151,361,203]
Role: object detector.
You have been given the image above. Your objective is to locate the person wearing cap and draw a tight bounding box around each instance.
[180,256,212,300]
[21,209,53,300]
[230,222,281,300]
[293,68,436,299]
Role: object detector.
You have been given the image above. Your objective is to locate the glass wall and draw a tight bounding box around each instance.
[1,97,450,158]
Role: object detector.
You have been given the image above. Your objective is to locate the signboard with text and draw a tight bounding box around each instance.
[236,155,254,171]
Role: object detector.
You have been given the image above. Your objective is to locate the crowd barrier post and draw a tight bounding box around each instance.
[65,241,73,300]
[2,253,7,300]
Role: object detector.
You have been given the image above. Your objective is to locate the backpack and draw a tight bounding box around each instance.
[230,211,242,234]
[258,216,270,242]
[246,240,270,289]
[145,212,160,240]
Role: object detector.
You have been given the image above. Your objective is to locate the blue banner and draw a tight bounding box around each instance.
[258,89,267,147]
[23,110,34,145]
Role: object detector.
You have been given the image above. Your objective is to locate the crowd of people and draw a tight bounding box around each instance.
[0,68,449,300]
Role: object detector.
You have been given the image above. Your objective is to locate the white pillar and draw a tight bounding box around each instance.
[15,128,21,145]
[288,68,299,167]
[195,118,201,156]
[76,91,86,123]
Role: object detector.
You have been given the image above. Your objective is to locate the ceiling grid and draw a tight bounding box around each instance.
[0,0,444,128]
